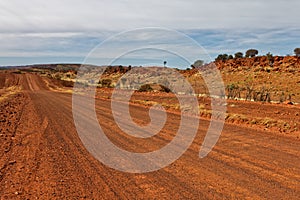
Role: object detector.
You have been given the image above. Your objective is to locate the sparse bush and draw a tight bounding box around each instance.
[54,73,62,80]
[266,52,273,60]
[99,79,112,88]
[118,65,125,73]
[279,92,285,103]
[191,60,204,68]
[234,52,243,58]
[266,52,274,66]
[245,85,254,101]
[294,48,300,57]
[215,54,229,61]
[138,84,153,92]
[226,83,241,99]
[251,86,272,102]
[60,80,74,87]
[12,70,22,74]
[159,85,171,93]
[287,93,292,101]
[245,49,258,58]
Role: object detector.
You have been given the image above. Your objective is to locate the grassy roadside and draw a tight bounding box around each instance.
[0,86,22,102]
[130,99,299,136]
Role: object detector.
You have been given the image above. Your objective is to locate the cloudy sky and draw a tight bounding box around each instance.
[0,0,300,67]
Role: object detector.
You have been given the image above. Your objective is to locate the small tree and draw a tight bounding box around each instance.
[163,61,167,67]
[245,49,258,58]
[234,52,243,58]
[228,55,234,59]
[294,48,300,57]
[215,54,229,61]
[118,65,125,73]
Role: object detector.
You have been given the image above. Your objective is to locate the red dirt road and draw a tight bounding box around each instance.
[0,73,300,199]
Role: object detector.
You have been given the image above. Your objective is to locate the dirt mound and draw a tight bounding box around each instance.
[0,72,22,89]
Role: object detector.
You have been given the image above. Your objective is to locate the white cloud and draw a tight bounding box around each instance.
[0,0,299,32]
[0,0,300,65]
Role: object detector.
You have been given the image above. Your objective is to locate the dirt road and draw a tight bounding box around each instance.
[0,73,299,199]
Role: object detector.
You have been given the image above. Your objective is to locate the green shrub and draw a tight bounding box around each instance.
[245,49,258,58]
[159,84,171,93]
[99,79,112,88]
[138,84,153,92]
[234,52,243,58]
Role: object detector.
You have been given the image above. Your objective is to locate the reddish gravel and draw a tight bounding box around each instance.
[0,73,299,199]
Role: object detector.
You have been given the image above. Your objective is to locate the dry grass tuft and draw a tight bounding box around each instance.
[0,86,22,102]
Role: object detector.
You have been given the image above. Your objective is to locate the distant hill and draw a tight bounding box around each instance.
[4,55,300,103]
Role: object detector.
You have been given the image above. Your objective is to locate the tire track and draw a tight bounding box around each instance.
[0,73,299,199]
